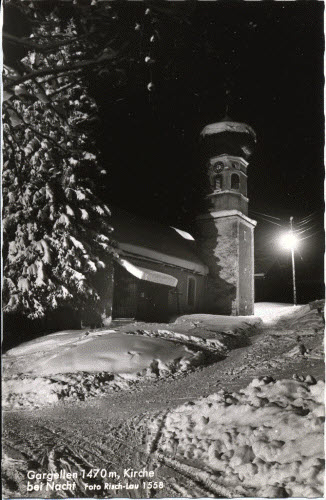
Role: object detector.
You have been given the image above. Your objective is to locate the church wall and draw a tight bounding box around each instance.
[165,267,207,316]
[238,222,255,315]
[195,215,239,315]
[112,255,207,320]
[211,192,248,215]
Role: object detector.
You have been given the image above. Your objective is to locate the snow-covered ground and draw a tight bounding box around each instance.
[176,302,310,328]
[173,312,261,330]
[3,329,207,407]
[2,301,324,498]
[6,329,199,376]
[254,302,304,325]
[173,302,306,329]
[3,302,322,409]
[147,377,325,498]
[3,308,261,408]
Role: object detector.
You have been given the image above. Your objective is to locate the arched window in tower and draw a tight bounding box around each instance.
[215,174,223,191]
[231,173,240,190]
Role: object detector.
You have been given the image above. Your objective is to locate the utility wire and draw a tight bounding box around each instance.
[294,217,321,229]
[255,215,283,227]
[297,210,320,223]
[298,214,316,224]
[296,212,322,226]
[250,210,322,235]
[249,209,281,220]
[299,230,324,241]
[294,224,320,235]
[296,217,319,228]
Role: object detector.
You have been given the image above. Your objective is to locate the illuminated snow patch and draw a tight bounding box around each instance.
[171,227,195,241]
[148,377,324,498]
[254,302,303,325]
[3,329,206,407]
[6,330,198,376]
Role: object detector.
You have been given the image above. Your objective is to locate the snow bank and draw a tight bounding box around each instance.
[254,302,303,325]
[170,302,320,331]
[147,377,324,498]
[3,329,206,408]
[6,330,198,376]
[200,121,256,139]
[173,313,261,330]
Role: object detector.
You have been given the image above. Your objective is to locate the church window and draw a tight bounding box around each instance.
[231,173,240,190]
[187,277,196,307]
[215,174,223,191]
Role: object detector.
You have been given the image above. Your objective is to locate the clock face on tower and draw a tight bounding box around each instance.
[214,162,224,174]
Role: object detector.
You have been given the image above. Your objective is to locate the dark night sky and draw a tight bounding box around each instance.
[4,2,325,301]
[94,2,324,301]
[95,3,324,220]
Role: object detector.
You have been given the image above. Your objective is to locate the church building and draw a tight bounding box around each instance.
[106,117,257,322]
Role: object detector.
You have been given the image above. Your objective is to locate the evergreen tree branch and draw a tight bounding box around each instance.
[3,31,90,53]
[2,132,26,200]
[48,80,82,97]
[4,54,118,90]
[3,102,72,154]
[30,74,71,127]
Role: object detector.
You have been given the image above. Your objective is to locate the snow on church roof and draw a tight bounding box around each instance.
[110,208,208,275]
[171,227,195,241]
[201,121,256,141]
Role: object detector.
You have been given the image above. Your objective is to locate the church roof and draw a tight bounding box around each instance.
[110,208,208,275]
[200,119,257,160]
[200,120,256,141]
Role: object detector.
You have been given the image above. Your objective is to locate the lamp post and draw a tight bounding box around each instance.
[289,217,297,306]
[279,216,298,306]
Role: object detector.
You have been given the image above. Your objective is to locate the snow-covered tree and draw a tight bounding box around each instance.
[3,13,118,322]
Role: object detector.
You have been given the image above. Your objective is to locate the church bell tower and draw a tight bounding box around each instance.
[196,118,257,315]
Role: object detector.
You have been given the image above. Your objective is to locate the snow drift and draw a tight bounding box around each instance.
[147,377,324,498]
[3,328,207,408]
[254,302,303,325]
[4,315,257,408]
[7,330,198,375]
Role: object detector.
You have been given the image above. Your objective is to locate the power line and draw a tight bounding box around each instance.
[296,217,319,228]
[249,209,281,220]
[299,230,324,241]
[295,217,321,229]
[297,210,321,224]
[294,224,320,235]
[296,211,322,226]
[250,209,323,233]
[255,215,283,227]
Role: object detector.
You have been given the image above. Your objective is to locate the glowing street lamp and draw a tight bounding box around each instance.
[279,232,299,251]
[279,216,298,305]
